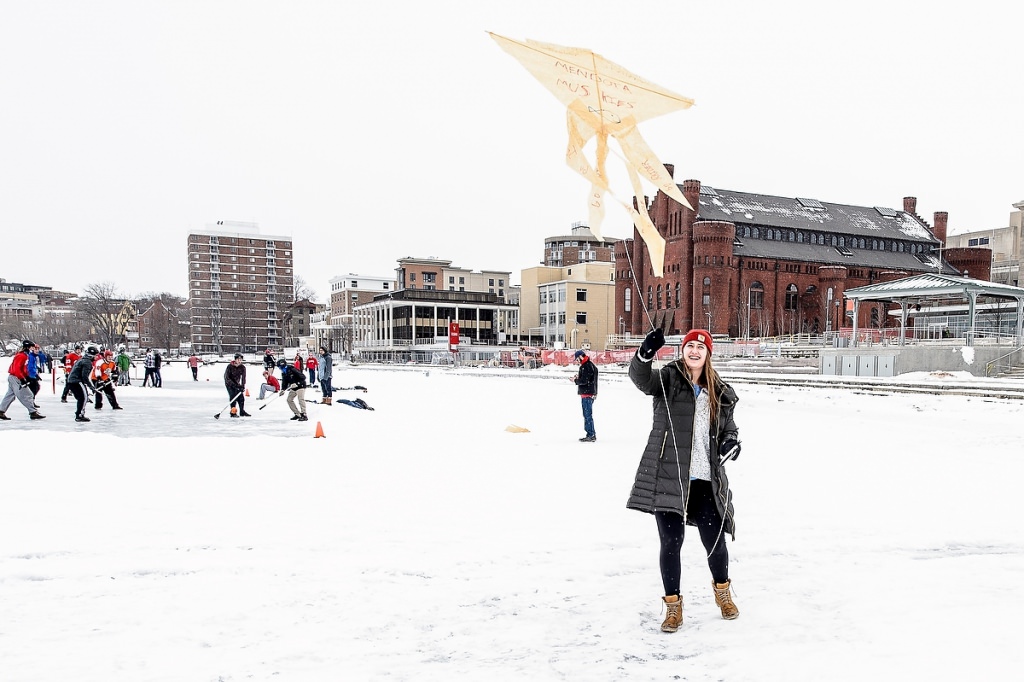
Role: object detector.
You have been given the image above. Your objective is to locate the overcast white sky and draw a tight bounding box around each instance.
[2,1,1022,300]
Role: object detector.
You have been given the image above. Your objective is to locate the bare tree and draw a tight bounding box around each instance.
[79,281,130,349]
[294,275,318,303]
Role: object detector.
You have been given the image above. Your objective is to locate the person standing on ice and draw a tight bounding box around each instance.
[263,348,276,371]
[305,353,318,387]
[67,346,99,422]
[142,349,156,387]
[91,349,122,410]
[61,344,82,402]
[318,346,333,405]
[223,353,251,417]
[187,353,200,381]
[277,358,308,421]
[571,349,598,442]
[115,348,134,386]
[627,328,741,632]
[0,340,46,421]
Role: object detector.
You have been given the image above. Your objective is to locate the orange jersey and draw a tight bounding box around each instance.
[92,358,115,382]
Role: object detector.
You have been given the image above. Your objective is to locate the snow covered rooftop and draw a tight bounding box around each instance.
[696,187,938,242]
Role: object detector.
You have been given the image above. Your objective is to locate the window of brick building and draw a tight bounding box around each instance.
[749,282,764,310]
[785,283,798,311]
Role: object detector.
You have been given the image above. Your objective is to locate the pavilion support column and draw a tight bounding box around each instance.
[1017,298,1024,344]
[852,300,861,347]
[899,299,908,347]
[967,292,978,345]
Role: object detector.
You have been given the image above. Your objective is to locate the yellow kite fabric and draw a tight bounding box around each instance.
[490,33,694,277]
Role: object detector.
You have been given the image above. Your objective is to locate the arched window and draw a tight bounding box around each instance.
[797,231,804,243]
[675,282,681,307]
[749,281,764,310]
[785,283,798,311]
[647,286,653,309]
[624,287,631,313]
[702,277,710,306]
[656,284,662,309]
[752,227,761,239]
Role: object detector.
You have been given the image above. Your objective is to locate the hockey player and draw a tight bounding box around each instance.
[223,353,251,417]
[277,358,308,421]
[67,346,99,422]
[92,349,122,410]
[0,340,46,420]
[61,344,83,402]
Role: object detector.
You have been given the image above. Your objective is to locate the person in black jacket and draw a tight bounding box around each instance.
[571,349,598,442]
[263,348,276,371]
[223,353,250,417]
[67,346,99,422]
[627,328,741,632]
[277,358,308,421]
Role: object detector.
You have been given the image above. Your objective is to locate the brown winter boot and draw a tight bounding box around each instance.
[320,397,331,405]
[713,580,739,620]
[660,594,682,632]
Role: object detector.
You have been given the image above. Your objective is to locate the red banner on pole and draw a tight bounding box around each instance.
[449,322,460,351]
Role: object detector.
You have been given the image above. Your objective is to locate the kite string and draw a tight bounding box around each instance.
[622,243,687,526]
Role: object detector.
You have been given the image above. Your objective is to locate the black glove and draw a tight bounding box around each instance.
[719,439,741,463]
[638,328,666,360]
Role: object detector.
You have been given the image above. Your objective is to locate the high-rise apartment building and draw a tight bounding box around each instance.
[187,221,294,354]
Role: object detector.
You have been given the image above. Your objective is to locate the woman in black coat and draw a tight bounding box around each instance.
[627,328,741,632]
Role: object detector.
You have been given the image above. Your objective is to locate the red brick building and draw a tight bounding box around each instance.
[615,169,991,337]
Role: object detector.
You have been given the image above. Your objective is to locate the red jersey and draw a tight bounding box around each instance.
[64,351,81,374]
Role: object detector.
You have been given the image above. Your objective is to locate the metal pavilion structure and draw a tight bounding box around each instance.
[843,273,1024,347]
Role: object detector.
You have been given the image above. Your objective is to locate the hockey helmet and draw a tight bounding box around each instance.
[86,346,99,355]
[276,358,288,368]
[104,349,114,357]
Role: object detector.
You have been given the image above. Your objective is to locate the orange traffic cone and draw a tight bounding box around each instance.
[245,388,250,397]
[314,421,325,438]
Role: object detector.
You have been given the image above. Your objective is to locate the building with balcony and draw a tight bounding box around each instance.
[187,221,294,354]
[544,222,620,267]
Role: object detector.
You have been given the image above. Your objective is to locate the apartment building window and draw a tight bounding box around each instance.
[576,312,587,324]
[499,279,504,286]
[459,277,465,284]
[576,288,587,302]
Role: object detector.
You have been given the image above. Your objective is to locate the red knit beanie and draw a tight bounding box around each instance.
[681,329,713,355]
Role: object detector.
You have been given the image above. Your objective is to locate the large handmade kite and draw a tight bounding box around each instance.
[489,33,694,277]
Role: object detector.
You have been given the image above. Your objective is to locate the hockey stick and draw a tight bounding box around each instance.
[214,392,244,419]
[257,389,288,411]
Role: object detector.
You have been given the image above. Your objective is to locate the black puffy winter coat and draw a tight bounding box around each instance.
[626,353,740,538]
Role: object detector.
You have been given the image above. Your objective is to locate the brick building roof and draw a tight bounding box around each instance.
[694,185,957,274]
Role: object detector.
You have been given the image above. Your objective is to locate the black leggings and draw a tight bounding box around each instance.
[655,479,729,595]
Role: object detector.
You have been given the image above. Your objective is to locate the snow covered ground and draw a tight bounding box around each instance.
[2,357,1023,681]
